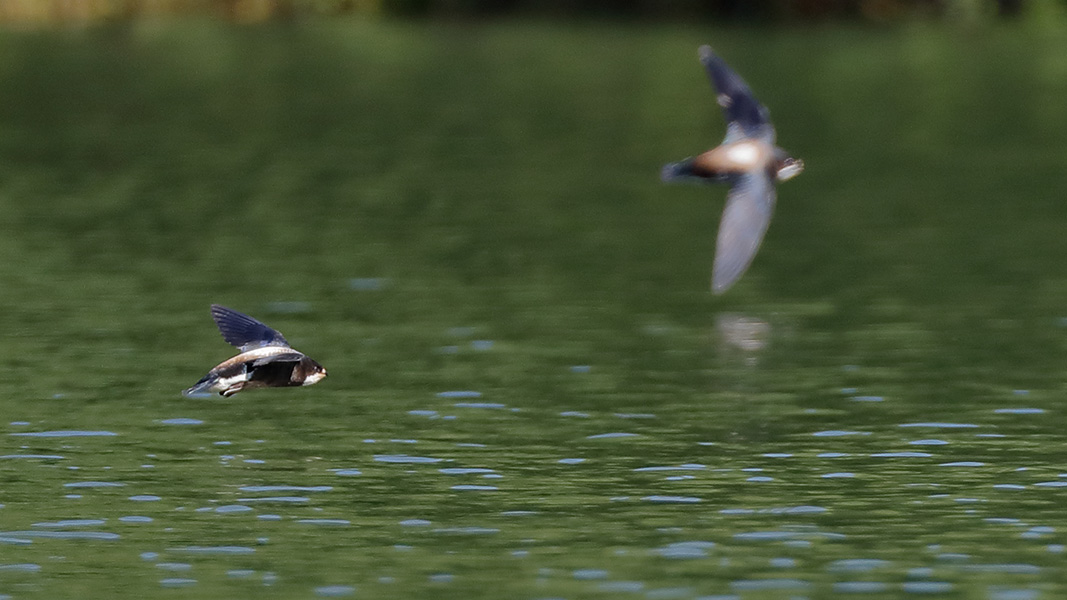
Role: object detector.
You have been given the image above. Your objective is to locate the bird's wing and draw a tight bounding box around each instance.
[250,352,304,367]
[699,46,775,144]
[712,171,776,294]
[210,304,290,351]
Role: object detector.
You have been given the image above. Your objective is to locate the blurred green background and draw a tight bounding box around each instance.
[0,0,1058,24]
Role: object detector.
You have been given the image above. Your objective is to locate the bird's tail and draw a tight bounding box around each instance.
[182,377,217,398]
[660,158,698,183]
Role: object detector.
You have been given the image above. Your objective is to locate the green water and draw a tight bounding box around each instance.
[1,19,1067,599]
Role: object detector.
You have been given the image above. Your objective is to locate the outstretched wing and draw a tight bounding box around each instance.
[210,304,290,351]
[712,171,776,294]
[699,46,774,144]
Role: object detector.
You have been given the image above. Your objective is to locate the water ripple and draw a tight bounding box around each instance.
[834,582,889,593]
[374,455,444,464]
[963,564,1041,574]
[899,423,978,429]
[1,531,119,540]
[0,564,41,572]
[994,408,1045,415]
[10,430,118,438]
[315,585,356,597]
[598,581,644,592]
[634,464,706,472]
[160,418,203,426]
[827,559,891,572]
[641,496,701,504]
[172,546,255,554]
[239,485,332,493]
[215,505,253,514]
[439,468,495,475]
[653,541,716,559]
[64,482,126,488]
[433,527,499,535]
[436,391,482,398]
[159,578,196,588]
[33,519,106,528]
[454,402,506,409]
[902,581,953,593]
[731,578,811,591]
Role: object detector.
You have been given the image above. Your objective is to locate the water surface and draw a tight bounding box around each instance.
[0,19,1066,599]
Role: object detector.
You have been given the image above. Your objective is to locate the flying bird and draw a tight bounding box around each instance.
[183,304,327,398]
[661,45,803,294]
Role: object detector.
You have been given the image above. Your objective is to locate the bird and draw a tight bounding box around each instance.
[661,45,803,294]
[183,304,327,398]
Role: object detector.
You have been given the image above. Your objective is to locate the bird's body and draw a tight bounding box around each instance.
[661,45,803,294]
[691,140,772,177]
[183,305,326,398]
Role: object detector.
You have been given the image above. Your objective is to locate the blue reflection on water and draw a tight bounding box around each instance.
[160,578,196,588]
[899,423,979,429]
[32,519,106,528]
[239,485,332,492]
[454,402,506,409]
[653,541,715,559]
[1,531,119,540]
[374,455,443,464]
[64,482,125,488]
[812,430,870,437]
[10,430,118,437]
[642,496,701,504]
[437,391,482,398]
[171,546,255,554]
[160,418,203,425]
[0,564,41,572]
[587,432,639,439]
[315,585,356,597]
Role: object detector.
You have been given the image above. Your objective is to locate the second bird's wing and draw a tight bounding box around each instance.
[699,46,774,144]
[712,171,776,294]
